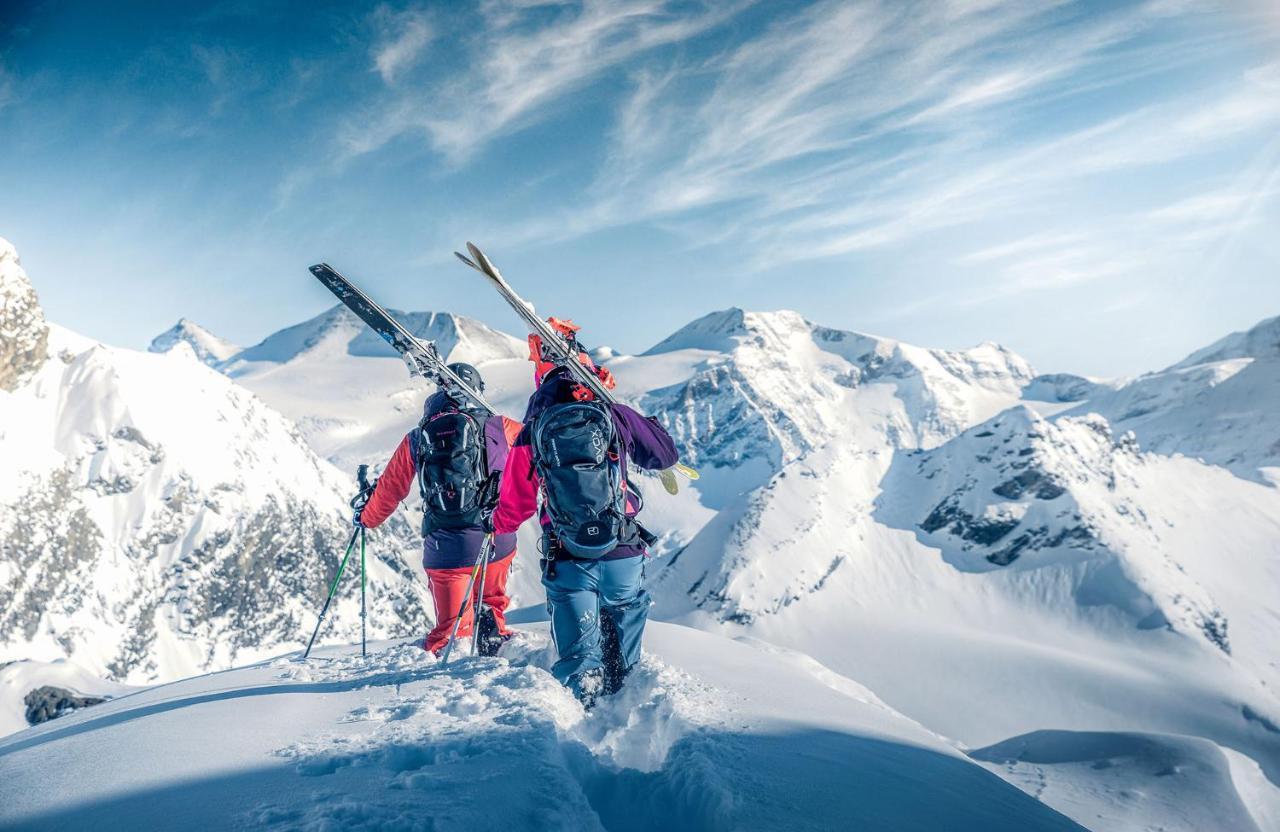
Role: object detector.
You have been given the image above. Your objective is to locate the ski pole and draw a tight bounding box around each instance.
[440,534,492,667]
[302,526,361,660]
[359,527,367,658]
[470,535,494,656]
[354,465,373,659]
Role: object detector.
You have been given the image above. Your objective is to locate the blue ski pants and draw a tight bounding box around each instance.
[542,555,648,686]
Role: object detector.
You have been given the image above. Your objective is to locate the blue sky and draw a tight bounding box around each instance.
[2,0,1278,376]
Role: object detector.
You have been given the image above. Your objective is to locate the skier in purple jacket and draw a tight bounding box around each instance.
[493,351,678,705]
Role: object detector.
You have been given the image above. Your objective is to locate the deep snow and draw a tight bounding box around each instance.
[0,624,1085,832]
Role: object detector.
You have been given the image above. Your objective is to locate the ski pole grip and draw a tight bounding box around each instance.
[357,464,371,492]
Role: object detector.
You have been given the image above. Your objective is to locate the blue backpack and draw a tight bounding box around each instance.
[531,401,632,558]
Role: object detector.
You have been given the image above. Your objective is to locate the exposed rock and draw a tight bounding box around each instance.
[24,685,108,726]
[0,238,49,391]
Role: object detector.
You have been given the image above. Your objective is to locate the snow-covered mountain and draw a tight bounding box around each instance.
[635,307,1033,477]
[1045,315,1280,486]
[216,304,528,473]
[6,241,1280,828]
[621,307,1280,828]
[0,240,429,690]
[225,303,524,368]
[148,318,240,367]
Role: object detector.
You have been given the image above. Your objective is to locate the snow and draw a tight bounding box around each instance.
[4,234,1280,829]
[222,304,527,473]
[1060,315,1280,484]
[148,319,241,367]
[971,730,1273,832]
[0,625,1083,831]
[0,320,430,685]
[0,658,135,737]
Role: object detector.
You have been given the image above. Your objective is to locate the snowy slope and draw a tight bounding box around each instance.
[0,658,136,737]
[972,729,1277,832]
[148,318,241,367]
[0,625,1086,831]
[634,308,1032,482]
[0,247,431,692]
[1049,315,1280,485]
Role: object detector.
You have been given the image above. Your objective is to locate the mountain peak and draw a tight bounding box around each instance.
[0,237,50,391]
[228,305,525,367]
[149,319,241,368]
[643,307,824,355]
[1170,313,1280,370]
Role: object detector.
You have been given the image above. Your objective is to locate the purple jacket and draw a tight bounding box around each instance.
[492,369,679,559]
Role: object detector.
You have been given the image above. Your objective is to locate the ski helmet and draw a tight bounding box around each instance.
[445,362,484,393]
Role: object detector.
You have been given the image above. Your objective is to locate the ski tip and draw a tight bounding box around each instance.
[308,263,328,275]
[465,242,496,273]
[659,468,680,495]
[454,251,479,270]
[675,462,700,480]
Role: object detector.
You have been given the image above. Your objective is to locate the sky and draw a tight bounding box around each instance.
[2,0,1279,378]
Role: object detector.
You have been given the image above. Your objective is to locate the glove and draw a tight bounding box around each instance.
[350,484,374,528]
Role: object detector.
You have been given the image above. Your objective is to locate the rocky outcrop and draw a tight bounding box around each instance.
[0,238,49,391]
[24,685,108,726]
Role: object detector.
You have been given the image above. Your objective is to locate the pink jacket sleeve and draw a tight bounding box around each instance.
[492,444,538,535]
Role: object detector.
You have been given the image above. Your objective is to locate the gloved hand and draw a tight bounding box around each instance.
[480,510,496,535]
[350,483,374,528]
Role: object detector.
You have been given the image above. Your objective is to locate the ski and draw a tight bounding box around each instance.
[309,263,496,415]
[453,243,699,493]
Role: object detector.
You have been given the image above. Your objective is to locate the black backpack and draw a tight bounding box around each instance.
[415,406,497,534]
[532,401,635,559]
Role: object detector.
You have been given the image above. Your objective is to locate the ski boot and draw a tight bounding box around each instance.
[569,668,605,710]
[475,605,507,658]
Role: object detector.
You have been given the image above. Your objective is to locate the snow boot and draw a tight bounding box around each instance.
[569,668,605,710]
[475,604,504,657]
[600,613,629,696]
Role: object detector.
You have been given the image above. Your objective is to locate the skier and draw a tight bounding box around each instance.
[491,321,678,706]
[356,363,523,656]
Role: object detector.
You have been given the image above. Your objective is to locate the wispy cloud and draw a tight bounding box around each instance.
[477,0,1246,263]
[371,4,434,84]
[308,0,1279,305]
[344,0,751,162]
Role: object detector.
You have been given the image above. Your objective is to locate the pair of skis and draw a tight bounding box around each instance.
[310,244,698,492]
[453,242,699,494]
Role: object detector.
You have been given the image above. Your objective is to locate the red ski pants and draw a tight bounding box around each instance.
[424,553,515,654]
